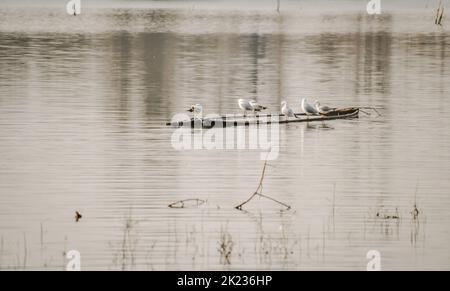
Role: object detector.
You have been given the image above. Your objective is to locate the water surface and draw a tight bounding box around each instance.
[0,0,449,270]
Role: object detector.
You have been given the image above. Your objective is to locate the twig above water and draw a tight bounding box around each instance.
[234,161,291,211]
[357,107,382,117]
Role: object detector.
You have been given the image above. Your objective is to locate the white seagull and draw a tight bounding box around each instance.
[238,99,253,117]
[249,100,267,114]
[187,104,203,120]
[281,101,299,120]
[314,100,336,115]
[301,98,319,116]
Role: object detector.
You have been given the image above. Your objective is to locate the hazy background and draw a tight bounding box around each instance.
[0,0,449,270]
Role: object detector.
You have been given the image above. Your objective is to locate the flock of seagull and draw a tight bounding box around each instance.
[187,98,336,120]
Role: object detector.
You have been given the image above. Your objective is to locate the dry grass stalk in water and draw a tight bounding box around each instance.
[357,106,382,117]
[218,229,233,265]
[412,204,420,220]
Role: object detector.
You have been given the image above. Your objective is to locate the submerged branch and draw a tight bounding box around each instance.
[168,198,206,208]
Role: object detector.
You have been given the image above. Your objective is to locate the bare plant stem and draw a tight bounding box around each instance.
[357,106,382,116]
[412,182,420,220]
[168,198,206,208]
[121,224,127,271]
[258,193,291,210]
[23,233,27,269]
[235,161,291,210]
[436,1,445,25]
[0,236,3,270]
[359,109,371,115]
[218,227,233,265]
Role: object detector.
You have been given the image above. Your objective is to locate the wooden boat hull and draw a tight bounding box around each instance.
[167,108,359,128]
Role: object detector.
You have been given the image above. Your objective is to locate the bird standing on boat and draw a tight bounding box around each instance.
[249,100,267,114]
[281,101,299,120]
[301,98,319,116]
[187,104,203,120]
[314,100,336,115]
[238,99,253,117]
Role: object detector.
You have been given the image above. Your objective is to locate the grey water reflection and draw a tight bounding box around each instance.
[0,2,449,270]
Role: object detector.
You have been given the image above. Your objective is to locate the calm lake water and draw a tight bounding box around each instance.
[0,0,449,270]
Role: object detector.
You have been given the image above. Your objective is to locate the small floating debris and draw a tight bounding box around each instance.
[301,98,319,115]
[168,198,207,209]
[75,211,82,222]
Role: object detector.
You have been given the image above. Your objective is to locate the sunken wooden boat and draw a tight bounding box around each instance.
[166,107,359,129]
